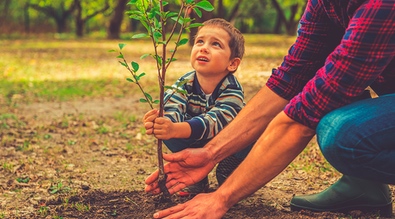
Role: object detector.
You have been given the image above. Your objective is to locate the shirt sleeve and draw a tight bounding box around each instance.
[162,79,188,123]
[269,0,395,129]
[267,0,340,101]
[187,85,245,140]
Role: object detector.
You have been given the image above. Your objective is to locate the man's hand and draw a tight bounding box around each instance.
[145,148,216,195]
[152,192,228,219]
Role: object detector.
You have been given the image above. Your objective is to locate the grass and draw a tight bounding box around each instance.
[0,34,296,105]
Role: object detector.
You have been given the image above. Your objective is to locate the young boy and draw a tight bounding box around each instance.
[143,18,251,196]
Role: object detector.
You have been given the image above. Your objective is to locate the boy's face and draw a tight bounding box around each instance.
[190,25,239,79]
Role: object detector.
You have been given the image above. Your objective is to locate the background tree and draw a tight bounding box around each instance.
[269,0,306,35]
[0,0,307,36]
[28,0,77,34]
[107,0,129,39]
[74,0,110,37]
[188,0,243,45]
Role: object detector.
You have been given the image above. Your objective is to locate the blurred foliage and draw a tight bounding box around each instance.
[0,0,306,36]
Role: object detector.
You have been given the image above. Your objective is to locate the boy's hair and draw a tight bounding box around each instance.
[197,18,245,60]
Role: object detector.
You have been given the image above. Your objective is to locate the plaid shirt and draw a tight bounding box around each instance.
[164,71,245,140]
[267,0,395,129]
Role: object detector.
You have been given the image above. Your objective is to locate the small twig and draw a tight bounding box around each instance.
[118,52,153,109]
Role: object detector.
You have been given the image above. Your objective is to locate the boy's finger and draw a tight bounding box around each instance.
[143,109,158,120]
[144,121,154,129]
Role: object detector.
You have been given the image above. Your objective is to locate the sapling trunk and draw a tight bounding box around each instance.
[157,4,170,196]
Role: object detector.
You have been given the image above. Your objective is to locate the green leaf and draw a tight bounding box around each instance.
[108,49,116,52]
[193,7,202,18]
[153,100,160,104]
[145,92,153,101]
[153,31,162,42]
[132,33,148,39]
[165,11,178,19]
[140,98,148,103]
[127,0,138,5]
[164,85,173,90]
[138,73,146,78]
[196,0,214,11]
[118,43,126,50]
[177,79,189,86]
[173,16,184,25]
[131,61,139,72]
[126,78,135,83]
[166,57,177,63]
[119,61,127,67]
[177,90,187,95]
[140,54,150,59]
[116,54,124,59]
[177,38,188,46]
[189,23,204,28]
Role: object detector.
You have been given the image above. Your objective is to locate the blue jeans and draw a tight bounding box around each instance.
[317,93,395,184]
[164,138,252,160]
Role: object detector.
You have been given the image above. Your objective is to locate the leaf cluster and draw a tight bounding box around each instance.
[110,0,213,108]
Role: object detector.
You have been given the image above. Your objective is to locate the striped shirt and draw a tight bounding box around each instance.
[164,71,245,140]
[267,0,395,129]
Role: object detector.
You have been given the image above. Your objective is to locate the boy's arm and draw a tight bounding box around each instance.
[187,85,244,140]
[151,117,191,140]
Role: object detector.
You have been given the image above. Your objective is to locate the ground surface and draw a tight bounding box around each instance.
[1,37,393,218]
[1,96,394,219]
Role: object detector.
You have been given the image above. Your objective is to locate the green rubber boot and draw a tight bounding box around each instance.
[290,175,392,217]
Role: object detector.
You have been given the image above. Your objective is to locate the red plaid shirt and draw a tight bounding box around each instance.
[267,0,395,129]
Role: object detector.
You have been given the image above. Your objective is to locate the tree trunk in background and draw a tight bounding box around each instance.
[75,0,84,37]
[107,0,128,39]
[188,0,214,46]
[273,13,281,34]
[226,0,242,22]
[217,0,224,18]
[74,0,110,37]
[269,0,303,36]
[0,0,11,27]
[29,2,77,34]
[24,2,30,33]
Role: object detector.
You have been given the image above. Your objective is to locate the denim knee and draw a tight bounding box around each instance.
[316,112,347,171]
[316,94,395,183]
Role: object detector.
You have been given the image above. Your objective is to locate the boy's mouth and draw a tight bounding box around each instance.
[197,56,209,62]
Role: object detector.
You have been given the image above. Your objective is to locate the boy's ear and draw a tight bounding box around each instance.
[227,58,241,72]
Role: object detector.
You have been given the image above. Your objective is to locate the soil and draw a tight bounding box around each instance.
[1,96,394,219]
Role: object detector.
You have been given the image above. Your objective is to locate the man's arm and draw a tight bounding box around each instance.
[206,85,289,164]
[152,101,315,219]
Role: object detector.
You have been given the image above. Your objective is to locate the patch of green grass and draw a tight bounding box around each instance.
[49,181,70,194]
[2,162,14,172]
[37,206,49,217]
[74,202,90,212]
[0,35,294,104]
[0,113,24,129]
[16,176,30,183]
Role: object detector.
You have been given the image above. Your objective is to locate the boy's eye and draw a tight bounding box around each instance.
[213,42,221,47]
[196,39,204,44]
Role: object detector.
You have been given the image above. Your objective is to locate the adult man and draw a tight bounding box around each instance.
[145,0,395,218]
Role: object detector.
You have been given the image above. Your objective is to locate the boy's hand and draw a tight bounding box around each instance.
[143,109,159,135]
[151,117,175,140]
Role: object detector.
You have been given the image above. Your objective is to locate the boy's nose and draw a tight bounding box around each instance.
[200,46,209,53]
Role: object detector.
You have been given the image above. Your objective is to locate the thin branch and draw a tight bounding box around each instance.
[119,52,153,109]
